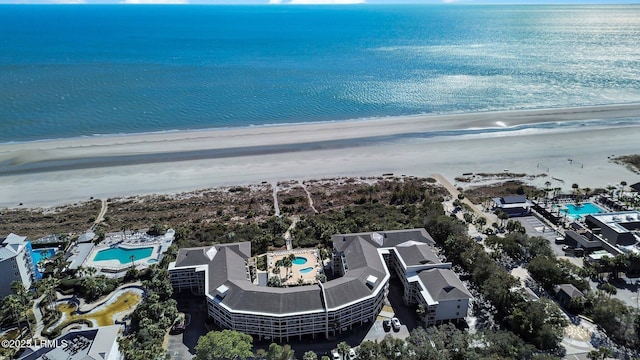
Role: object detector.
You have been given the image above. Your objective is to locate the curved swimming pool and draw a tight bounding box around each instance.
[93,247,153,264]
[292,256,307,265]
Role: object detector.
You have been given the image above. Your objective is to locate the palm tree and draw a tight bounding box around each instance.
[606,184,616,197]
[121,224,131,241]
[587,347,613,360]
[9,282,34,340]
[620,181,627,200]
[3,295,25,335]
[544,181,552,206]
[130,254,136,269]
[38,276,60,311]
[284,254,296,280]
[302,351,318,360]
[336,341,351,360]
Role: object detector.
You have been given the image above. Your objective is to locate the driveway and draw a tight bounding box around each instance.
[167,294,208,360]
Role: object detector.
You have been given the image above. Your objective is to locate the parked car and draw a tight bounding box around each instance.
[382,319,391,331]
[331,350,340,360]
[348,349,357,360]
[391,317,401,331]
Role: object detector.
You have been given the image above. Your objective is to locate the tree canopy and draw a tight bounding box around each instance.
[195,330,254,360]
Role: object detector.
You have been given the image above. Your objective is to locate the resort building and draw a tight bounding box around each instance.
[168,228,471,341]
[584,211,640,253]
[18,325,123,360]
[492,195,532,217]
[0,233,37,299]
[332,229,472,326]
[554,284,584,309]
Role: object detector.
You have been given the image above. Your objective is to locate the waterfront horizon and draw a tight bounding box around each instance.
[2,4,640,143]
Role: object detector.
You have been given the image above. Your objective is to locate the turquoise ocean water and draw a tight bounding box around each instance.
[1,5,640,143]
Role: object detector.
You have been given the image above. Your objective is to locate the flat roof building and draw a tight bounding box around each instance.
[169,228,471,341]
[585,211,640,252]
[17,325,123,360]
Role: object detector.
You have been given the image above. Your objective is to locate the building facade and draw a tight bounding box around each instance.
[169,229,471,341]
[0,234,36,299]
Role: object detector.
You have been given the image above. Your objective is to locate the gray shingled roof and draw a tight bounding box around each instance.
[417,268,472,301]
[394,243,441,267]
[501,195,527,204]
[174,246,213,267]
[332,228,434,252]
[323,238,387,309]
[173,229,438,316]
[555,284,584,299]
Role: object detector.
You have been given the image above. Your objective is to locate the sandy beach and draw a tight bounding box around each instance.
[1,104,639,208]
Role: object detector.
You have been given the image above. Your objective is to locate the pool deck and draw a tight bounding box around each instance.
[82,230,174,276]
[266,249,323,286]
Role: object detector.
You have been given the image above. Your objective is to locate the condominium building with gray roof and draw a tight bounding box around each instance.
[168,228,471,341]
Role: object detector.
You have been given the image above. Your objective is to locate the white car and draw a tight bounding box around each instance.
[391,317,401,331]
[331,351,340,360]
[348,349,357,360]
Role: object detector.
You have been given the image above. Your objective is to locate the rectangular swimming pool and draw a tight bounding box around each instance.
[561,202,603,219]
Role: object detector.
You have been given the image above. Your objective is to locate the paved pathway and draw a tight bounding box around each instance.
[95,199,108,224]
[272,182,280,217]
[283,216,298,251]
[31,294,46,340]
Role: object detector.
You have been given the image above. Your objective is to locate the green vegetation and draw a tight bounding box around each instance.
[425,213,568,351]
[175,216,292,255]
[356,324,558,360]
[611,154,640,174]
[118,268,178,360]
[195,330,254,360]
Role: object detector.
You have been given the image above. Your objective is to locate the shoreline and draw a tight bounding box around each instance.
[1,102,639,146]
[1,104,639,208]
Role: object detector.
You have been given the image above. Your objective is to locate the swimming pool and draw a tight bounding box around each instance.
[292,257,307,265]
[561,202,603,219]
[32,248,57,266]
[93,247,153,265]
[299,267,314,274]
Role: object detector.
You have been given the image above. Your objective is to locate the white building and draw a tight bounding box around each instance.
[169,228,471,341]
[0,233,36,299]
[18,325,123,360]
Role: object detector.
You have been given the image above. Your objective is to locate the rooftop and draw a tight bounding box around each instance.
[18,325,122,360]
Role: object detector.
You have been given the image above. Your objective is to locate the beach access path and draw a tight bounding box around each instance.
[433,174,498,224]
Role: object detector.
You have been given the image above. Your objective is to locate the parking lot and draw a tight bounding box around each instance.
[166,294,208,360]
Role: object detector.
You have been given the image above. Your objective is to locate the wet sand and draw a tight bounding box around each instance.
[1,104,639,207]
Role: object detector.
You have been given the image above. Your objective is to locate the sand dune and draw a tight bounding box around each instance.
[1,104,639,208]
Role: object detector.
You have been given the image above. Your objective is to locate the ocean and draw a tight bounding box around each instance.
[1,4,640,143]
